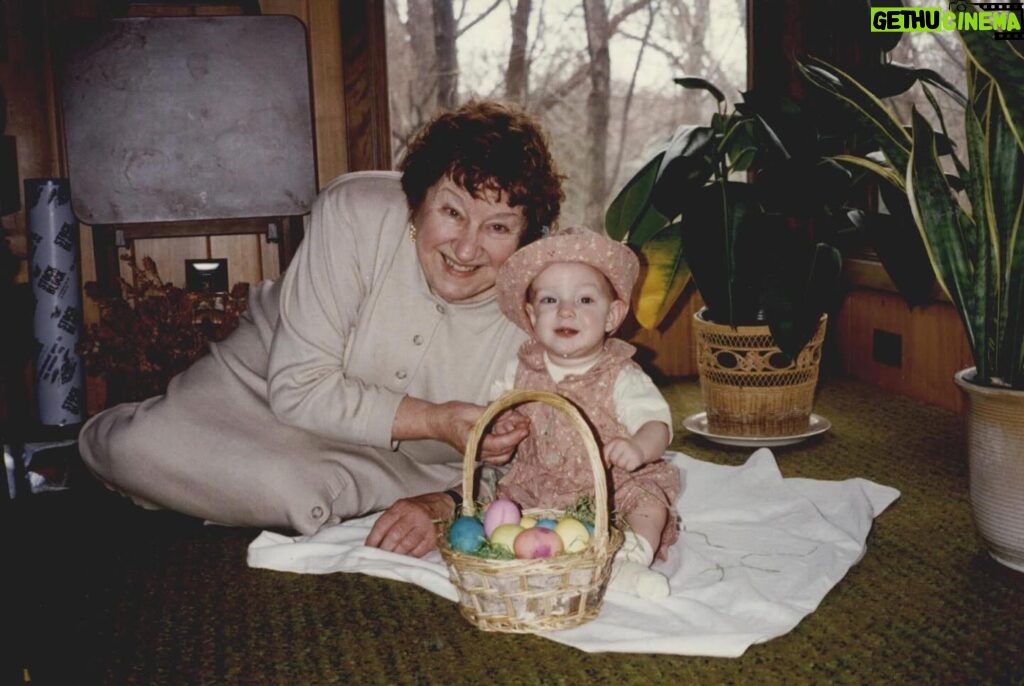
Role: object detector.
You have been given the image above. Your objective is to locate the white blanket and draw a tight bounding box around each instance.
[247,449,900,657]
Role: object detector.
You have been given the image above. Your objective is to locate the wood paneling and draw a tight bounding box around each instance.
[307,0,347,184]
[339,0,390,171]
[836,288,973,412]
[209,234,261,287]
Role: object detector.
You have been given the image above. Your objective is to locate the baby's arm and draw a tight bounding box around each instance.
[606,364,673,471]
[604,421,670,471]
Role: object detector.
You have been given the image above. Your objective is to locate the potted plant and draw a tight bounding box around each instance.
[606,80,843,438]
[803,22,1024,570]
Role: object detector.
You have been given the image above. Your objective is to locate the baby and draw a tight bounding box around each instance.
[492,226,682,598]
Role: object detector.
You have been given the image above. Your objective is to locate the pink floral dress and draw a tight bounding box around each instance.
[496,338,682,556]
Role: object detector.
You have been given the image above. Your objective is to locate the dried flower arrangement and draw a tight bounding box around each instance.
[78,255,249,404]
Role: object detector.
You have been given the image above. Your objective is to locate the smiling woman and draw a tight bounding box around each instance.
[77,100,565,559]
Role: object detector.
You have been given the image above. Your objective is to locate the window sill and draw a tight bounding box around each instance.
[842,257,950,304]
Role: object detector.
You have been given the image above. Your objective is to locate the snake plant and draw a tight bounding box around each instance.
[802,31,1024,389]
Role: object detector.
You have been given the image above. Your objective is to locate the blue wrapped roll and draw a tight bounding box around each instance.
[25,178,84,426]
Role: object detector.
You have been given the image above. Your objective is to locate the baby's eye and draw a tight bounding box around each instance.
[538,296,557,305]
[580,296,595,304]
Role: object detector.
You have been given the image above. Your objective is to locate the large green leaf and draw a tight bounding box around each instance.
[634,223,692,329]
[860,62,966,106]
[673,77,726,104]
[963,90,996,380]
[650,125,715,221]
[864,189,938,308]
[907,109,980,366]
[983,73,1024,386]
[762,241,843,360]
[605,152,669,246]
[677,183,761,325]
[800,58,912,172]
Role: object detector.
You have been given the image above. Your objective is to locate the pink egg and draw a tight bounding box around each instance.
[512,526,565,559]
[482,498,521,537]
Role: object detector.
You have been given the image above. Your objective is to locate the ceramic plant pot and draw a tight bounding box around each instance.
[954,367,1024,573]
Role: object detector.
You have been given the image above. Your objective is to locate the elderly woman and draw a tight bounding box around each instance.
[79,100,564,556]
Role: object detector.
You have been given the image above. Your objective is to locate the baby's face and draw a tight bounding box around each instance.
[526,262,626,366]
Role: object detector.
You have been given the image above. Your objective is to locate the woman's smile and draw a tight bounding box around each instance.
[441,253,480,274]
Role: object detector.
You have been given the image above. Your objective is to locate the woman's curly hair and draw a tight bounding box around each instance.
[399,100,564,246]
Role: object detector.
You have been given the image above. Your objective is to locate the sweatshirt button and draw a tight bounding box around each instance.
[412,334,423,345]
[396,369,408,380]
[435,303,446,314]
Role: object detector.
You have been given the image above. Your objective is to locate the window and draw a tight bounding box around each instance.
[884,0,967,163]
[384,0,748,231]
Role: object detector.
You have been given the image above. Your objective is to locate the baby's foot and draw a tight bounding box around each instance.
[608,558,670,599]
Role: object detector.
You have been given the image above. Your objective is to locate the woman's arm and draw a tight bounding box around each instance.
[266,175,407,448]
[392,396,529,462]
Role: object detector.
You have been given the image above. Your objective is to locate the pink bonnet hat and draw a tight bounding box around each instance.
[496,225,640,334]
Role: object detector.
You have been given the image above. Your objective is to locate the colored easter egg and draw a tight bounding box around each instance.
[488,523,524,553]
[513,526,565,559]
[554,517,591,553]
[482,498,522,537]
[518,516,538,529]
[535,518,558,530]
[447,516,486,554]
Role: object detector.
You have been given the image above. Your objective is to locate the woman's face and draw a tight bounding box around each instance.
[413,177,526,303]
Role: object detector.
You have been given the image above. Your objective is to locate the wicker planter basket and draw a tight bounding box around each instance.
[437,390,624,633]
[693,309,827,437]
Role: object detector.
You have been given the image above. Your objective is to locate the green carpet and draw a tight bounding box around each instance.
[5,377,1024,685]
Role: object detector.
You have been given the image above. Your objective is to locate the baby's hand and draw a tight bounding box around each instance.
[603,437,647,472]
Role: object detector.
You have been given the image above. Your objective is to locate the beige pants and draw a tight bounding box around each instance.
[78,323,460,535]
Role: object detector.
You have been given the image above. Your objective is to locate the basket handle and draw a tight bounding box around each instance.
[459,389,610,551]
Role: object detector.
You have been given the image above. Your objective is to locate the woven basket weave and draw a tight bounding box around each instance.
[437,390,623,633]
[694,310,827,437]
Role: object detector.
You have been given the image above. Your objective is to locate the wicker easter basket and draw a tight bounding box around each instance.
[437,390,624,633]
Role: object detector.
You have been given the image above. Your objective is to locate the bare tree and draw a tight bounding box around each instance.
[505,0,532,101]
[608,0,659,191]
[433,0,460,109]
[582,0,611,230]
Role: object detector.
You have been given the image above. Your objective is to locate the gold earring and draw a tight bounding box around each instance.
[408,222,417,242]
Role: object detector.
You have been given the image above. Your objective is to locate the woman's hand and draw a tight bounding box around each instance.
[393,396,529,462]
[365,491,455,557]
[477,408,529,465]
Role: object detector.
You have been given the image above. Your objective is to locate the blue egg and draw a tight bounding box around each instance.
[535,518,558,530]
[447,516,486,553]
[584,522,594,535]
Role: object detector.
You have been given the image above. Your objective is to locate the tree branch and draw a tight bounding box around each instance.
[456,0,504,38]
[536,0,656,111]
